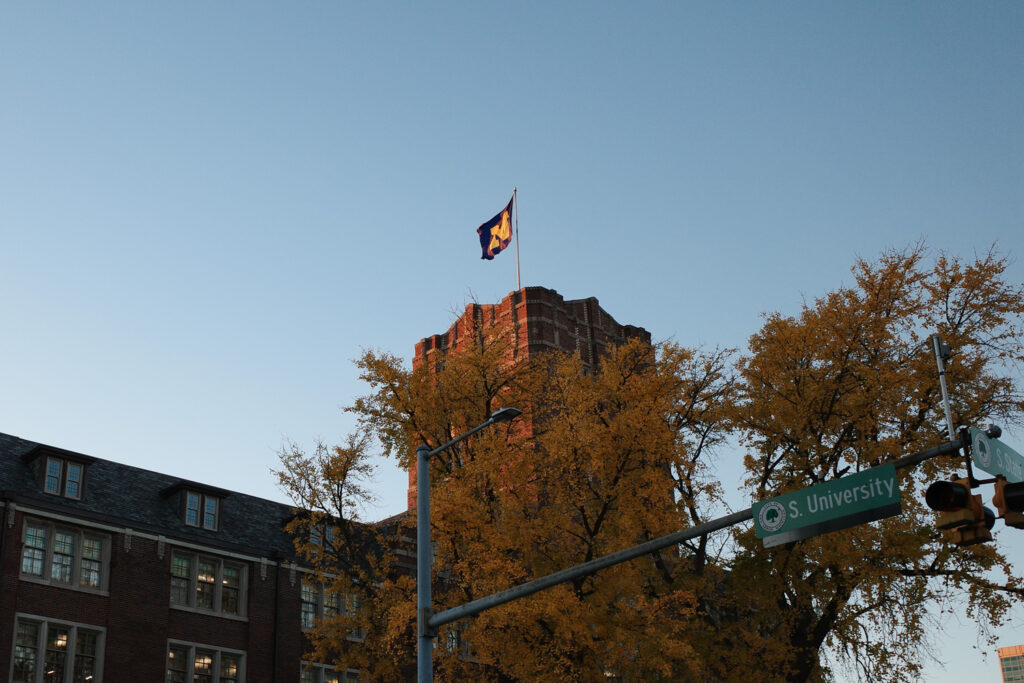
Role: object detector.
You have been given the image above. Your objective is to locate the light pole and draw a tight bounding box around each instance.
[416,407,522,682]
[930,333,957,442]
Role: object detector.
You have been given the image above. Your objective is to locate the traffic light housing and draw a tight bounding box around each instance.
[992,477,1024,529]
[925,478,972,528]
[924,477,994,546]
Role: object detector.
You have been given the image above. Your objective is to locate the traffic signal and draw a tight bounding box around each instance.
[925,478,973,529]
[992,477,1024,529]
[924,477,995,546]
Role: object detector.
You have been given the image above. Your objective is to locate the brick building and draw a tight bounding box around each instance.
[408,286,650,509]
[1,286,647,682]
[0,433,360,683]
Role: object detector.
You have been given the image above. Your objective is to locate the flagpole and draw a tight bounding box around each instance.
[513,187,521,292]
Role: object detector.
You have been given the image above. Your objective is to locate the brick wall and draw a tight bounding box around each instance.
[408,286,650,509]
[0,503,309,683]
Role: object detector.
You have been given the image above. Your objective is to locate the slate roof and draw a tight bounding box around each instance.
[0,432,300,560]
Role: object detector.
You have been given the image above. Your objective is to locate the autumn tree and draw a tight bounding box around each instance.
[277,431,418,680]
[278,245,1024,683]
[278,326,737,681]
[721,245,1024,682]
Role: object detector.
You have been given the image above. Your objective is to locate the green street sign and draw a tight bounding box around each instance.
[753,464,901,548]
[971,427,1024,482]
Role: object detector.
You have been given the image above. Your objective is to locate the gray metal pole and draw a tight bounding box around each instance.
[415,408,521,682]
[416,444,433,683]
[931,334,957,442]
[430,508,753,629]
[428,437,963,632]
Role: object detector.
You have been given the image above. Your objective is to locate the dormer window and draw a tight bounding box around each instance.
[161,481,230,532]
[23,445,95,500]
[44,456,84,499]
[185,491,220,530]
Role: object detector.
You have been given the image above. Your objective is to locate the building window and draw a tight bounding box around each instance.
[300,584,318,630]
[19,520,108,592]
[11,615,104,683]
[300,664,359,683]
[300,583,343,631]
[166,642,244,683]
[42,457,85,500]
[444,620,472,658]
[308,523,336,549]
[301,583,364,641]
[170,551,246,617]
[184,491,220,530]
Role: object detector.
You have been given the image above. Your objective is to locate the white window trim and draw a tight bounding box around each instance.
[169,549,248,620]
[10,612,105,683]
[166,639,245,683]
[19,518,111,595]
[183,491,220,531]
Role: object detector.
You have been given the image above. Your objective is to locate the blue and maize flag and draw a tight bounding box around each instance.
[476,196,514,260]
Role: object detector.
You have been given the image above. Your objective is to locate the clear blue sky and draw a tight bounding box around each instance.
[2,3,1022,679]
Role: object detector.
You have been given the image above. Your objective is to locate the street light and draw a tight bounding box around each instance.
[416,407,522,682]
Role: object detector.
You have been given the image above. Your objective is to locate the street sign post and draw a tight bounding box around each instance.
[753,464,902,548]
[970,427,1024,482]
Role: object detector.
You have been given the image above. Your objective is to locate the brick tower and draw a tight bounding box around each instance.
[407,286,650,509]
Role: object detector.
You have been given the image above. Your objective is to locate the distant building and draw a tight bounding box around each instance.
[0,433,362,683]
[1000,644,1024,683]
[407,286,651,509]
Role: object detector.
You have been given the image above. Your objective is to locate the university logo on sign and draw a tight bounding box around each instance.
[971,427,1024,482]
[757,501,787,533]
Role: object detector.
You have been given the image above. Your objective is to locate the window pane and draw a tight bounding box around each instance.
[65,463,83,498]
[170,576,191,605]
[186,493,201,526]
[222,565,240,588]
[220,654,240,682]
[45,458,62,494]
[166,645,188,683]
[301,584,317,629]
[171,554,192,606]
[80,537,103,588]
[324,592,339,617]
[73,631,98,683]
[13,621,40,683]
[194,650,214,683]
[44,626,70,683]
[222,565,240,614]
[197,559,216,609]
[52,531,76,584]
[171,553,192,578]
[203,497,218,530]
[22,524,47,576]
[345,593,360,616]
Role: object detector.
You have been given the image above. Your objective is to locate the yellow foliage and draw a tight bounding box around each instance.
[279,245,1024,682]
[731,245,1024,682]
